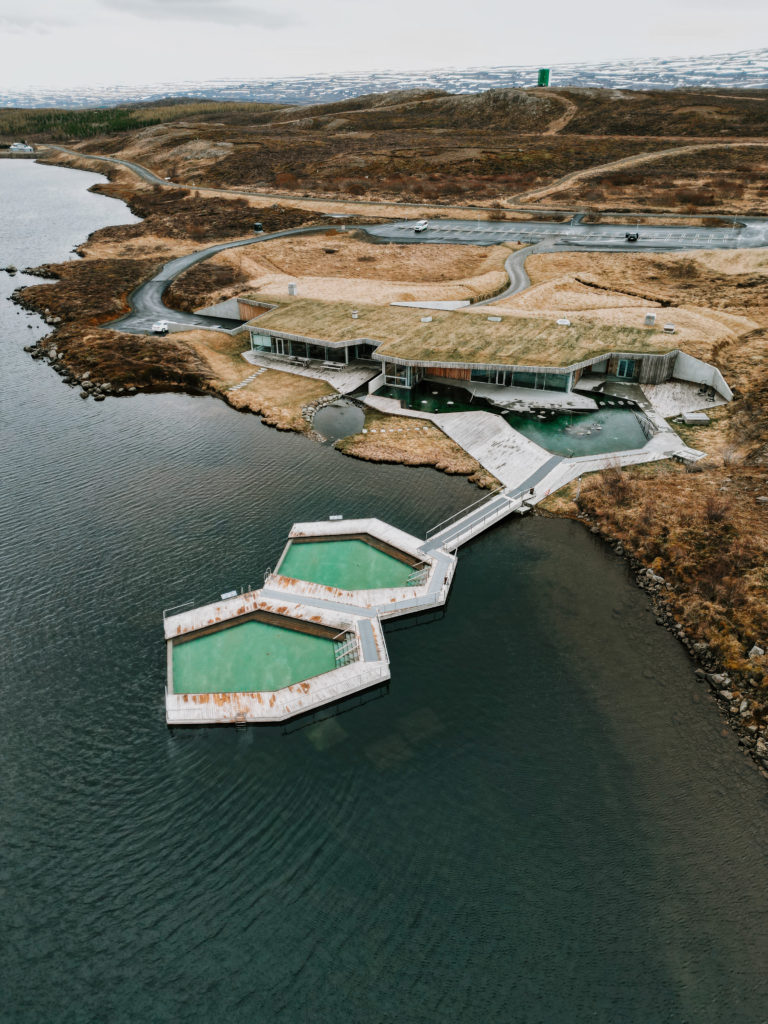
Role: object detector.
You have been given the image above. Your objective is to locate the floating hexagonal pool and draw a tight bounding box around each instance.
[266,519,449,617]
[275,535,423,592]
[164,591,390,725]
[171,613,339,695]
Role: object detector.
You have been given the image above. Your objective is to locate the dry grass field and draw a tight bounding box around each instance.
[531,144,768,213]
[336,409,499,489]
[169,235,517,309]
[13,88,768,706]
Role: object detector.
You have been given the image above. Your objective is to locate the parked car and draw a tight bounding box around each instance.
[414,220,429,233]
[152,320,169,335]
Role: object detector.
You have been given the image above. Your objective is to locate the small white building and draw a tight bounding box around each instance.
[9,142,34,153]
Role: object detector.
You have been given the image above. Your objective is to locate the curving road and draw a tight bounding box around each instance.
[109,217,768,335]
[46,144,768,224]
[108,226,338,334]
[44,147,768,332]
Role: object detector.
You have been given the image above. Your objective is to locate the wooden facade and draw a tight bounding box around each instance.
[436,367,472,381]
[237,299,273,321]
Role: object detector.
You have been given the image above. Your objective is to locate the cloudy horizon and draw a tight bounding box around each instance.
[1,0,766,93]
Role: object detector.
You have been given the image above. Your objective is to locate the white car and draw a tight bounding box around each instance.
[414,220,429,233]
[152,320,169,335]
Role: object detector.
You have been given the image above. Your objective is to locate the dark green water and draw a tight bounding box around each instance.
[375,382,650,456]
[506,407,648,457]
[3,162,768,1024]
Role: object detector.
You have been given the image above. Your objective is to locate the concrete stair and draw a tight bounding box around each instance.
[227,368,266,392]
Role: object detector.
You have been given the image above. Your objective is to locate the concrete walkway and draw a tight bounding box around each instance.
[465,381,597,412]
[428,410,555,489]
[242,351,378,394]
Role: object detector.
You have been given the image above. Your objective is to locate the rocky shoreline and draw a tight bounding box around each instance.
[22,336,134,400]
[15,283,768,777]
[571,508,768,778]
[7,161,765,780]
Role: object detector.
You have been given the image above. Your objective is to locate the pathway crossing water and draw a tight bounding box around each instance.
[3,160,768,1024]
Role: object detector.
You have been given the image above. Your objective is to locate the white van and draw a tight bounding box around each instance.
[414,220,429,233]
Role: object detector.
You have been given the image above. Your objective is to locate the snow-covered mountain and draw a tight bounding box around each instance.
[3,48,768,109]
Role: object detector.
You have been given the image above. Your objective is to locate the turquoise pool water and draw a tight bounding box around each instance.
[172,619,337,693]
[277,538,414,590]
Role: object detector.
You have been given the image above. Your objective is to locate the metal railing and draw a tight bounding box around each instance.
[406,565,430,587]
[376,577,453,618]
[163,582,256,622]
[433,497,523,551]
[334,635,360,668]
[425,486,505,539]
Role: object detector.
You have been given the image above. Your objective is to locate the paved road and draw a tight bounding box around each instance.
[107,225,339,334]
[365,216,768,250]
[109,215,767,334]
[45,147,768,332]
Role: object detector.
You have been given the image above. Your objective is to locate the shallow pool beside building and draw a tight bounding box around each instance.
[505,408,650,457]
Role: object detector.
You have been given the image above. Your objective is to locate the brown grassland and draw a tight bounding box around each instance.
[9,88,768,756]
[167,235,518,310]
[335,409,499,489]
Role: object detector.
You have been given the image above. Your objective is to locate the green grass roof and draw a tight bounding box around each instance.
[245,293,674,368]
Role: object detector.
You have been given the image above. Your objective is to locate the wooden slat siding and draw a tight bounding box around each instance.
[172,609,345,644]
[248,319,686,385]
[375,348,682,377]
[638,351,678,384]
[238,299,272,320]
[248,316,695,389]
[288,533,422,567]
[433,368,471,381]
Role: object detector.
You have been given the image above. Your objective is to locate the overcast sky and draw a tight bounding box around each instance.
[1,0,765,92]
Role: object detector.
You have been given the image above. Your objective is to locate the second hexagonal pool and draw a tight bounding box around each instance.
[275,536,421,591]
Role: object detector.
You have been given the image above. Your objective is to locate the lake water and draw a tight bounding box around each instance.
[3,160,768,1024]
